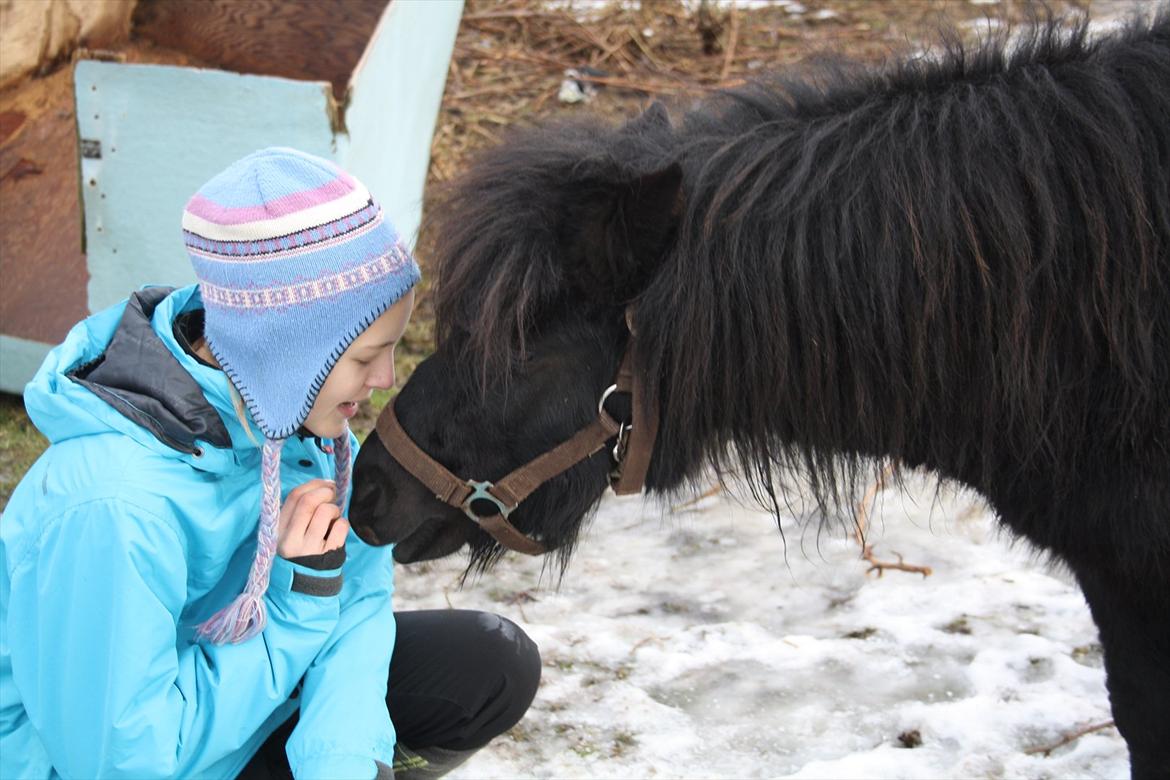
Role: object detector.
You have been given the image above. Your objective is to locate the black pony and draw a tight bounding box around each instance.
[351,11,1170,777]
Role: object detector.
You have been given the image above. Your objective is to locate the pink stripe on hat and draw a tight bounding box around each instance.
[186,172,358,225]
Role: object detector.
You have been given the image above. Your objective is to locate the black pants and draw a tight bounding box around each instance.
[238,609,542,778]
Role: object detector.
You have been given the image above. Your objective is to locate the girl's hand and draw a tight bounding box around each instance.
[277,479,350,559]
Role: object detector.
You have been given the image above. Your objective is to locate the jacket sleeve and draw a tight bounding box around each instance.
[284,532,397,780]
[4,497,341,779]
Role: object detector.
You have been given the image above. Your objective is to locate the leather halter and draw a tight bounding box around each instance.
[373,318,659,556]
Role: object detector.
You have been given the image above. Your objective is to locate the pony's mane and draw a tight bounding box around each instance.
[431,8,1170,522]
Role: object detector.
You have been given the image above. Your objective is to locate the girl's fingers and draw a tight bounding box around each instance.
[324,517,350,551]
[283,479,335,508]
[281,484,337,539]
[280,481,334,519]
[305,502,342,550]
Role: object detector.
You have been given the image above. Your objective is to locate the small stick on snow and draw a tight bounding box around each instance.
[862,545,933,578]
[1025,720,1116,756]
[671,483,723,512]
[855,461,932,577]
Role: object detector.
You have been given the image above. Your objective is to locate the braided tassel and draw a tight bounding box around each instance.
[197,437,285,644]
[333,421,352,512]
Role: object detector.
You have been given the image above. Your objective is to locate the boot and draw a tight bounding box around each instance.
[391,744,480,779]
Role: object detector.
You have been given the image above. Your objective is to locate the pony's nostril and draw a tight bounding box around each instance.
[353,522,382,546]
[349,477,381,520]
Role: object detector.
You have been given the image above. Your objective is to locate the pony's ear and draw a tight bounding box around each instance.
[623,162,683,261]
[566,161,684,302]
[623,100,671,136]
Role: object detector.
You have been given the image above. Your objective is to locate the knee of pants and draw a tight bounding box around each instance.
[475,612,542,710]
[426,611,544,752]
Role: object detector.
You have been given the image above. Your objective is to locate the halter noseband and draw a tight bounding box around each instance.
[373,315,659,556]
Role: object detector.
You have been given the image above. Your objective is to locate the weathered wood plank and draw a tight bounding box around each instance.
[0,67,88,345]
[131,0,390,99]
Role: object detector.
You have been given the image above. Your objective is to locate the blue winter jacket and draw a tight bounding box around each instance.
[0,285,397,779]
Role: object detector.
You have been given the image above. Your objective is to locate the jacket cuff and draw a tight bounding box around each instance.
[269,555,343,599]
[285,546,347,571]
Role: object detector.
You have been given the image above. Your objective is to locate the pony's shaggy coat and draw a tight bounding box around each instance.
[352,11,1170,777]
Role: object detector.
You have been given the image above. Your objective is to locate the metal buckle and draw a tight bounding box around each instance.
[600,384,634,482]
[461,480,513,525]
[612,422,631,462]
[609,422,632,482]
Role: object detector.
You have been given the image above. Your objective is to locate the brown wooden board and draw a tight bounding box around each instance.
[0,67,88,345]
[131,0,391,100]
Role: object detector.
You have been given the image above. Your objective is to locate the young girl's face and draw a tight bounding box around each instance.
[305,288,416,439]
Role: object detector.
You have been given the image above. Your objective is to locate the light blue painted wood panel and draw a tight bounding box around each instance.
[343,0,464,248]
[0,336,51,395]
[75,61,338,312]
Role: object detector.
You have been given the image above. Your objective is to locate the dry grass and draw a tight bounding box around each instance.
[0,395,48,511]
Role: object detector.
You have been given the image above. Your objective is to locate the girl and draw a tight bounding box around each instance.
[0,148,540,779]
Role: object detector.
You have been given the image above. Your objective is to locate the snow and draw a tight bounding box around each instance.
[393,473,1129,779]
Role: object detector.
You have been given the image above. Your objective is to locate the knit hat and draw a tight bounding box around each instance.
[182,147,420,644]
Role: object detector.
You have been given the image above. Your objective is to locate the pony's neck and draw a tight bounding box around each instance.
[638,17,1167,502]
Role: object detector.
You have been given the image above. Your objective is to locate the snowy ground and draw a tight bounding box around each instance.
[393,473,1128,779]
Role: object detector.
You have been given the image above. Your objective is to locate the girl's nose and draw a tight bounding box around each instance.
[368,355,396,390]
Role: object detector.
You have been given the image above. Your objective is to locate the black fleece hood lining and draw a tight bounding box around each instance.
[67,287,233,455]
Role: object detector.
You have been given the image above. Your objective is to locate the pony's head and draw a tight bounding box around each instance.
[349,104,684,567]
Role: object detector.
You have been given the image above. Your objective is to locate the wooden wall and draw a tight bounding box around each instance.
[131,0,390,100]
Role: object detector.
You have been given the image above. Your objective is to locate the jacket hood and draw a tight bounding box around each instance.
[24,285,259,474]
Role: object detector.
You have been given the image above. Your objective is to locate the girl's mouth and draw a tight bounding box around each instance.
[338,401,359,419]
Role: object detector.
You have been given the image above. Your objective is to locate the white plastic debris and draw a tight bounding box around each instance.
[558,68,598,104]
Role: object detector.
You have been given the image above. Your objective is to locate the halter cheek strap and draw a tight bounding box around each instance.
[611,311,659,496]
[376,401,621,555]
[373,312,659,556]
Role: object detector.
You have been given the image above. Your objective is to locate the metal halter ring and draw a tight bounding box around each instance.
[462,480,514,524]
[597,384,619,417]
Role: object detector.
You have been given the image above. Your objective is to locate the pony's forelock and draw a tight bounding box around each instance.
[429,116,676,389]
